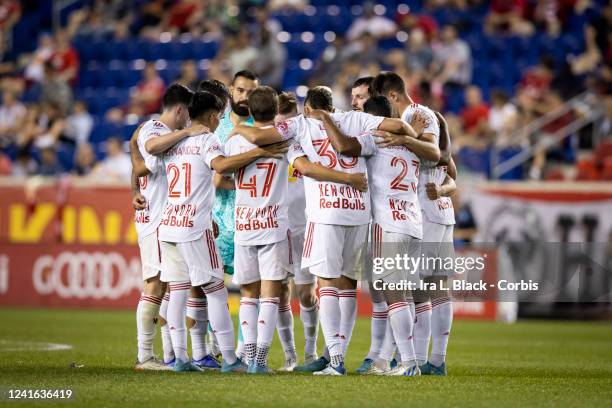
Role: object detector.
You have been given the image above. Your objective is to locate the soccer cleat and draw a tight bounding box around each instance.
[384,363,421,376]
[277,356,298,372]
[164,357,176,368]
[192,355,221,370]
[173,359,203,372]
[364,364,389,375]
[294,356,329,372]
[134,356,173,371]
[313,363,346,376]
[356,358,374,374]
[420,361,447,376]
[247,362,275,374]
[390,358,398,369]
[220,359,248,374]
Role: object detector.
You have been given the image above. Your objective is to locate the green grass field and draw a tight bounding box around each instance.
[0,308,611,407]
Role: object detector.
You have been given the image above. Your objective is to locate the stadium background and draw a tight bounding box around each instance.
[0,1,610,406]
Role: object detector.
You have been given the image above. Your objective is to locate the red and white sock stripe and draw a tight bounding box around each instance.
[278,303,292,313]
[388,301,408,315]
[186,298,207,308]
[240,298,259,307]
[260,297,280,305]
[203,281,225,295]
[339,289,357,298]
[162,293,170,302]
[319,287,339,298]
[169,282,191,292]
[415,301,432,314]
[302,222,315,258]
[139,294,162,305]
[372,310,388,319]
[431,297,451,309]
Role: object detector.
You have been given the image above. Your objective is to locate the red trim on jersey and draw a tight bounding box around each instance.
[287,230,293,265]
[205,230,219,269]
[156,227,161,263]
[303,222,315,258]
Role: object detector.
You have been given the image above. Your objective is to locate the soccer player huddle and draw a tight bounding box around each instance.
[131,69,456,377]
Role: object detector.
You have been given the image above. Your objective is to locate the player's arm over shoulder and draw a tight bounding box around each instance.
[233,120,295,146]
[130,125,149,177]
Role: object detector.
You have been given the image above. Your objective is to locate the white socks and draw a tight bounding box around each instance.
[367,301,388,360]
[159,292,174,363]
[430,297,452,367]
[319,287,343,366]
[256,297,279,367]
[299,300,319,358]
[239,297,259,364]
[413,301,432,366]
[338,289,357,356]
[277,303,297,361]
[378,318,396,362]
[186,297,208,361]
[167,282,190,363]
[204,281,237,365]
[388,301,417,366]
[136,293,162,363]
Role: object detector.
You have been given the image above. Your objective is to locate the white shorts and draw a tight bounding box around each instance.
[421,219,455,277]
[302,222,368,280]
[138,230,161,281]
[289,229,316,285]
[233,238,292,285]
[160,230,224,286]
[371,223,421,285]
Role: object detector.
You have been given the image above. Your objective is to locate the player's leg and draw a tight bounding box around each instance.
[249,239,291,374]
[158,290,175,365]
[276,281,298,371]
[357,281,387,374]
[135,231,168,370]
[295,282,319,364]
[234,243,261,365]
[381,288,419,376]
[187,286,219,369]
[313,276,345,375]
[337,224,369,358]
[239,281,260,365]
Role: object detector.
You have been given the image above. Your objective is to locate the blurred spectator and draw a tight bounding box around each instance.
[0,90,25,147]
[40,62,73,114]
[568,26,602,77]
[397,9,438,41]
[33,102,68,149]
[226,28,258,73]
[347,2,397,40]
[129,62,165,117]
[0,151,10,174]
[64,101,93,145]
[461,85,490,137]
[251,21,286,90]
[24,33,55,84]
[11,150,37,176]
[72,142,97,176]
[268,0,307,12]
[404,28,433,73]
[49,30,79,85]
[176,60,200,90]
[165,0,202,34]
[93,136,131,182]
[485,0,534,36]
[0,0,20,50]
[520,56,555,102]
[489,89,518,142]
[431,25,472,92]
[37,147,64,176]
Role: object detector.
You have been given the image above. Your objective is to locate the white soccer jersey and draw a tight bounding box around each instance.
[158,132,224,243]
[280,111,384,226]
[358,133,423,239]
[287,163,307,235]
[401,104,454,226]
[224,134,289,246]
[135,119,171,238]
[420,165,456,226]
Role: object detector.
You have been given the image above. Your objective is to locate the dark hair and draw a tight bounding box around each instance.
[197,79,230,105]
[188,91,224,120]
[304,86,333,111]
[162,83,194,111]
[232,70,258,84]
[278,92,298,115]
[247,86,278,122]
[490,89,509,103]
[370,71,406,97]
[363,96,392,118]
[352,76,374,89]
